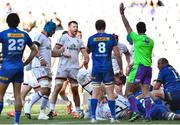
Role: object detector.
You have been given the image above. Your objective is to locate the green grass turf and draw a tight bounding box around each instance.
[0,105,180,124]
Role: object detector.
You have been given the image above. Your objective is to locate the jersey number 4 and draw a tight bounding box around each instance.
[8,39,25,51]
[98,42,106,53]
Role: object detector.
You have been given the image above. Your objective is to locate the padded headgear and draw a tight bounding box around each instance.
[44,21,56,35]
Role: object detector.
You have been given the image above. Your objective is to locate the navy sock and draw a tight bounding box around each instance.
[90,98,98,119]
[14,111,21,124]
[108,100,116,119]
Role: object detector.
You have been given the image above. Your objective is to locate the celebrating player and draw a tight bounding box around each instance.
[48,21,89,118]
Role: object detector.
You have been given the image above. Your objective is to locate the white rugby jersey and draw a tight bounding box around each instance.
[32,33,52,68]
[96,95,130,119]
[112,43,129,73]
[56,33,85,69]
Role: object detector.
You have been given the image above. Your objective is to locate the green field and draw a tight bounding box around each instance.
[0,105,180,124]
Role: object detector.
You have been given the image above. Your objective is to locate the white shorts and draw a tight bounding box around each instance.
[55,68,79,85]
[113,62,120,75]
[24,70,39,88]
[77,68,93,94]
[32,67,52,88]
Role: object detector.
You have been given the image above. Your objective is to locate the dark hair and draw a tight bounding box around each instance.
[6,13,20,28]
[112,33,119,41]
[68,21,78,27]
[62,30,68,35]
[158,58,169,65]
[136,22,146,34]
[95,19,106,30]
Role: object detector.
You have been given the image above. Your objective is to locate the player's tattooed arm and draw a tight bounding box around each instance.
[119,3,133,34]
[81,48,89,69]
[86,47,91,54]
[113,45,123,75]
[23,43,38,66]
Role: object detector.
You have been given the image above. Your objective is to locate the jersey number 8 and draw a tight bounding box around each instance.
[98,42,106,53]
[8,39,25,51]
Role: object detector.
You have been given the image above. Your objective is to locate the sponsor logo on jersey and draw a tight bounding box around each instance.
[8,33,24,38]
[0,76,8,81]
[93,37,110,42]
[67,44,79,51]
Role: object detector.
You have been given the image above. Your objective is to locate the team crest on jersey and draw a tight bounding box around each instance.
[145,38,150,45]
[93,37,110,42]
[8,33,24,38]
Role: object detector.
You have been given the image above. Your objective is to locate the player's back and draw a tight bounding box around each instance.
[159,65,180,89]
[87,32,117,72]
[0,28,32,69]
[130,32,154,66]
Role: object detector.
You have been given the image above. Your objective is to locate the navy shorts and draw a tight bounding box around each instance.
[91,69,114,85]
[164,87,180,111]
[0,68,23,84]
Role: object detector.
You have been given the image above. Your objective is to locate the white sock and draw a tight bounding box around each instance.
[80,93,84,109]
[49,103,55,112]
[76,107,81,112]
[41,95,49,112]
[29,91,42,107]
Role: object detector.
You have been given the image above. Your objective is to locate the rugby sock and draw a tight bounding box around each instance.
[127,94,139,113]
[49,103,55,112]
[145,97,151,118]
[90,98,98,119]
[41,95,49,112]
[76,107,80,112]
[108,100,116,119]
[14,111,21,124]
[0,101,3,114]
[29,91,42,107]
[88,99,91,116]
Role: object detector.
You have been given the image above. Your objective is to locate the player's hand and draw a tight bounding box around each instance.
[40,59,47,66]
[120,3,125,15]
[63,52,71,58]
[59,47,65,53]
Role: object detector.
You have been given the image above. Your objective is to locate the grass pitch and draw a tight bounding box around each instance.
[0,105,180,124]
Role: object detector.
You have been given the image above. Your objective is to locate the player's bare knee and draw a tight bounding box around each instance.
[55,79,65,86]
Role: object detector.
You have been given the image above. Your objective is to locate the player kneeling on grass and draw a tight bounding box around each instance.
[151,58,180,114]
